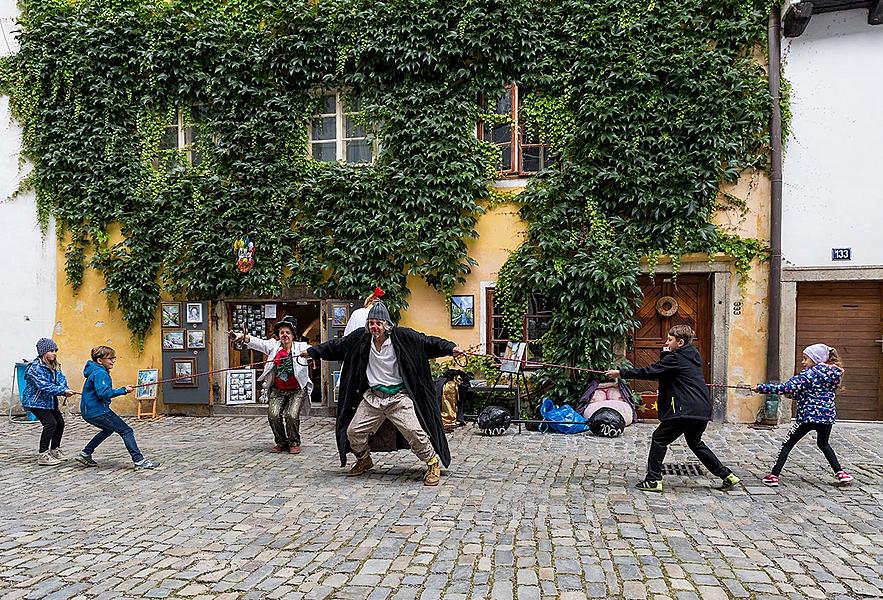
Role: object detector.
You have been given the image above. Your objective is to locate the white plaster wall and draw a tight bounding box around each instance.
[781,10,883,267]
[0,1,57,409]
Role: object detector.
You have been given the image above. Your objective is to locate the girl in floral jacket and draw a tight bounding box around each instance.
[755,343,852,487]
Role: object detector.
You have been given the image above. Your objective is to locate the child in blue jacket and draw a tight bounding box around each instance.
[22,338,77,465]
[755,343,852,487]
[75,345,159,469]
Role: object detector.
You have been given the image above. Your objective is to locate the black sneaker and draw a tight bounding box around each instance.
[635,479,663,492]
[75,451,98,467]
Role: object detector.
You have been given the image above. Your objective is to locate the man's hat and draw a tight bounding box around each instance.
[273,315,298,336]
[367,300,394,326]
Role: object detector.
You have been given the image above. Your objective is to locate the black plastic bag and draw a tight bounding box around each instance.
[477,405,511,436]
[589,407,625,438]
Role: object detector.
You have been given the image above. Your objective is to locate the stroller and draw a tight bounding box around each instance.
[574,379,638,437]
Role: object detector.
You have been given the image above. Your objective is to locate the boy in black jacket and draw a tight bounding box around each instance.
[605,325,740,492]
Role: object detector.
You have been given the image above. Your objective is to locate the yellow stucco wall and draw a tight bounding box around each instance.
[54,229,168,417]
[717,171,771,422]
[53,170,772,422]
[399,199,527,350]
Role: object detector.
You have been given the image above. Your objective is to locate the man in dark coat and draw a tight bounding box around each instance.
[302,300,462,485]
[605,325,740,493]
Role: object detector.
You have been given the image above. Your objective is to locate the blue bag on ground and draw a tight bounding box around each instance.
[539,398,590,434]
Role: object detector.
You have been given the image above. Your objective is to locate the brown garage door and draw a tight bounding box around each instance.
[795,281,883,421]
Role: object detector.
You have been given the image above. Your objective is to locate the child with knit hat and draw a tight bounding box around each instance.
[22,338,78,465]
[755,343,853,487]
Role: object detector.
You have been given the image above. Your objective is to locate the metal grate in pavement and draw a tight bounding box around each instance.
[662,463,704,476]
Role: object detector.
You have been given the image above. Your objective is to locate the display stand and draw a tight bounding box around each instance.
[490,342,530,432]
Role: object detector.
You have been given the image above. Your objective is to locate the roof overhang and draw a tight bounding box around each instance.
[782,0,883,37]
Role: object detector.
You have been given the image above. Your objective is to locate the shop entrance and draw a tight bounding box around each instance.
[226,301,322,404]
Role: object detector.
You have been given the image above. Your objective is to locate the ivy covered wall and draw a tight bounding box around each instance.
[1,0,771,398]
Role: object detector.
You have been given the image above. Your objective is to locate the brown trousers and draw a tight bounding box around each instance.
[268,387,308,447]
[347,390,435,462]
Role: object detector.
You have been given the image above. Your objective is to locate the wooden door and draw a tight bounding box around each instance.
[795,282,883,420]
[627,275,713,393]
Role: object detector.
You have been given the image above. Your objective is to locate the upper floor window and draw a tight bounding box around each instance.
[310,93,374,165]
[479,84,555,177]
[159,105,207,167]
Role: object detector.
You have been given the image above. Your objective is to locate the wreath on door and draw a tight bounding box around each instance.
[655,295,679,317]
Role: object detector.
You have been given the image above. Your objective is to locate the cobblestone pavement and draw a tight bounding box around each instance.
[1,415,882,600]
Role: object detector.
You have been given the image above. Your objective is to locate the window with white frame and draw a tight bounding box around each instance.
[479,84,556,177]
[309,93,374,165]
[158,105,207,166]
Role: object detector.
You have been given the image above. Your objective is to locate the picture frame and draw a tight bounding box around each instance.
[161,329,185,351]
[499,341,527,374]
[171,357,197,388]
[450,294,475,327]
[187,329,206,349]
[135,369,159,400]
[161,302,181,328]
[186,302,203,324]
[226,369,256,405]
[331,303,349,327]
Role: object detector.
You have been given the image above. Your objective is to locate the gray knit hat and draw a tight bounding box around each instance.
[366,300,394,327]
[36,337,58,356]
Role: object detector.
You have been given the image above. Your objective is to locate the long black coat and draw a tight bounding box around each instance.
[307,327,456,467]
[619,344,712,421]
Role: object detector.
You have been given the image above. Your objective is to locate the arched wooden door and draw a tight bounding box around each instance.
[626,274,713,394]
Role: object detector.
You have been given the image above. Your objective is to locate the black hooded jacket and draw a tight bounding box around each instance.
[619,344,712,421]
[307,327,456,467]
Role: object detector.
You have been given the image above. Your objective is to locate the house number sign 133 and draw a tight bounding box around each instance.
[831,248,852,261]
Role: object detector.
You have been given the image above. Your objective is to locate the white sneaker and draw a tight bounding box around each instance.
[37,451,62,466]
[49,448,67,460]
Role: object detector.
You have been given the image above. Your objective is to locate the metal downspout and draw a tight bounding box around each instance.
[764,5,784,423]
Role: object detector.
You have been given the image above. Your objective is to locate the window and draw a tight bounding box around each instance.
[479,84,556,177]
[486,288,552,367]
[159,105,207,166]
[310,93,374,165]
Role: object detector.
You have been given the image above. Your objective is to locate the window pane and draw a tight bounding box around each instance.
[500,144,512,171]
[190,149,202,167]
[185,126,197,147]
[311,117,336,141]
[346,140,372,164]
[312,142,336,162]
[527,316,551,341]
[345,116,366,138]
[318,94,336,115]
[345,96,362,112]
[490,124,512,145]
[160,127,179,151]
[494,88,513,116]
[493,342,508,358]
[522,147,540,173]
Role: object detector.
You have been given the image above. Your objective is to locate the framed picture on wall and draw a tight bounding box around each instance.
[135,369,158,400]
[161,302,181,328]
[171,357,197,387]
[186,302,203,324]
[331,303,349,327]
[450,294,475,327]
[226,369,256,405]
[162,329,185,351]
[187,329,206,349]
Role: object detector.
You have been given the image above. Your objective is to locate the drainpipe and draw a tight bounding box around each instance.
[763,5,783,424]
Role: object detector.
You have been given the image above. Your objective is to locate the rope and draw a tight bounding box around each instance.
[132,351,311,390]
[455,350,756,391]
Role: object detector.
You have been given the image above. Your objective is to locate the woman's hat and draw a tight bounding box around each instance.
[273,316,298,336]
[36,337,58,356]
[803,343,831,365]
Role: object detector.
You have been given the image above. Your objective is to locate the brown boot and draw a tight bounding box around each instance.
[424,459,441,486]
[347,454,373,477]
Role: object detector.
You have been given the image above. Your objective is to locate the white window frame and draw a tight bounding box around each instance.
[160,107,202,165]
[309,92,375,165]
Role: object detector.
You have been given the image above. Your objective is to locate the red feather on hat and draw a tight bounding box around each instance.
[373,286,385,298]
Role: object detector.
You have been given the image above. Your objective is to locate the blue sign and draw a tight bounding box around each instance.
[831,248,851,261]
